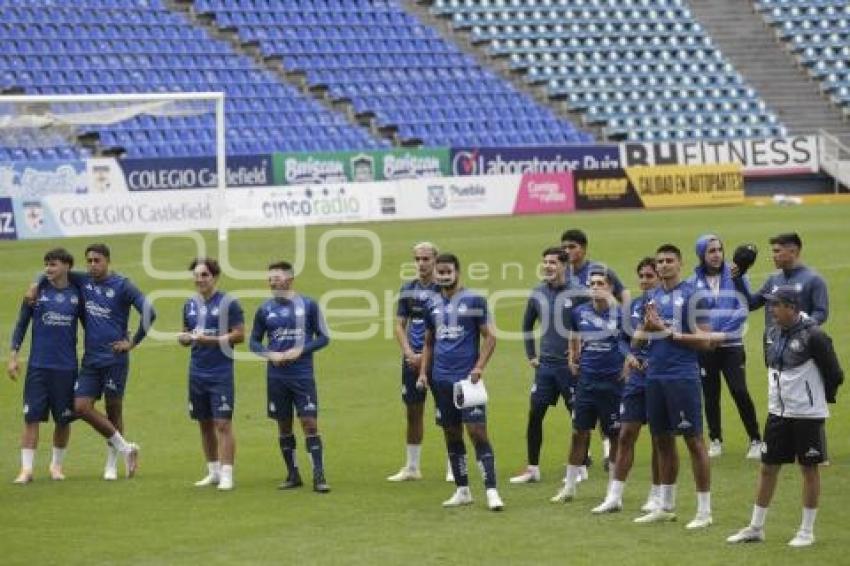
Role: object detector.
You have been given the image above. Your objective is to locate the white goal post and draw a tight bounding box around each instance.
[0,91,230,241]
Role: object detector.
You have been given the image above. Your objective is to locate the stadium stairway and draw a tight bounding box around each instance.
[688,0,850,136]
[399,0,608,141]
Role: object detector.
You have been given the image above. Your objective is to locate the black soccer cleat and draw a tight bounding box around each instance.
[278,471,303,490]
[313,475,331,493]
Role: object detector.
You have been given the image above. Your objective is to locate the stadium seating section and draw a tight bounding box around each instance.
[195,0,590,146]
[6,0,839,161]
[432,0,785,141]
[756,0,850,114]
[0,0,386,160]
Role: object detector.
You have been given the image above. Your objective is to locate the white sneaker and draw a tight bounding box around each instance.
[13,469,33,484]
[442,486,473,507]
[641,497,660,513]
[634,509,677,523]
[124,443,140,478]
[103,466,118,481]
[686,513,713,529]
[746,440,763,460]
[727,525,765,543]
[217,475,234,491]
[194,473,220,487]
[788,530,814,547]
[387,467,422,482]
[486,488,504,511]
[591,498,623,514]
[708,439,722,458]
[509,467,540,484]
[49,464,65,481]
[550,484,575,503]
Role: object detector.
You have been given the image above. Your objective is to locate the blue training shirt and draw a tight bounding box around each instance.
[746,265,829,327]
[249,294,329,380]
[424,289,490,383]
[183,291,244,380]
[67,271,155,368]
[570,301,629,386]
[645,281,701,381]
[522,281,572,367]
[396,280,440,353]
[11,280,83,371]
[623,292,652,394]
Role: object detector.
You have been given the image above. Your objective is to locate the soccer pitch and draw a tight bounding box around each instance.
[0,203,847,565]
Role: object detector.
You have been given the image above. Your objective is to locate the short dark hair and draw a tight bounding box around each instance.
[636,256,657,274]
[85,243,111,259]
[268,260,294,272]
[189,257,221,277]
[560,229,588,247]
[588,268,613,285]
[435,253,460,271]
[44,247,74,267]
[656,244,682,259]
[769,232,802,249]
[542,246,568,262]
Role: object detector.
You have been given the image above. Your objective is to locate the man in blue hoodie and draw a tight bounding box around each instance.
[690,235,761,460]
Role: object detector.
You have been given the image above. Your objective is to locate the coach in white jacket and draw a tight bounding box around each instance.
[727,286,843,548]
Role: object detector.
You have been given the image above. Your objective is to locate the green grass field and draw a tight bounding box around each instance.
[0,203,848,565]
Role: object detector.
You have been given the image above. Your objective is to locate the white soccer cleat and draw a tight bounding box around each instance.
[509,467,541,484]
[550,484,576,503]
[634,509,677,523]
[194,473,220,487]
[641,497,660,513]
[726,525,765,543]
[387,467,422,482]
[49,464,65,481]
[103,466,118,481]
[788,530,814,547]
[685,513,713,529]
[486,488,505,511]
[708,439,722,458]
[746,441,763,460]
[591,499,623,514]
[442,486,473,507]
[217,475,234,491]
[124,443,140,478]
[13,469,33,485]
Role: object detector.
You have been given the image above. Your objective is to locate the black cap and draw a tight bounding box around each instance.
[765,286,800,307]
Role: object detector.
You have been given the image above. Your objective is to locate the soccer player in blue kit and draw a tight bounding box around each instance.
[250,261,331,493]
[388,242,441,482]
[27,243,150,479]
[551,270,630,503]
[179,258,244,491]
[417,253,503,511]
[8,249,83,483]
[592,257,666,514]
[510,247,575,484]
[633,244,723,529]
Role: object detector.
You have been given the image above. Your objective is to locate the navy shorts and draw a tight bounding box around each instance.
[23,367,77,426]
[189,374,234,421]
[762,414,826,466]
[401,358,427,405]
[572,382,622,438]
[431,380,486,428]
[646,378,703,436]
[530,364,576,412]
[76,362,129,400]
[620,388,647,424]
[268,377,318,421]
